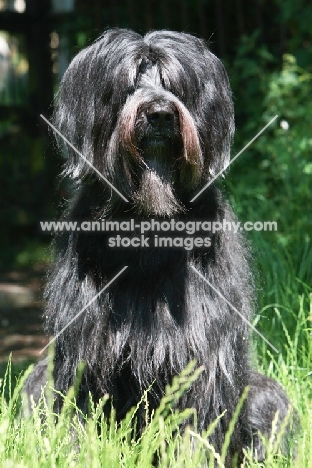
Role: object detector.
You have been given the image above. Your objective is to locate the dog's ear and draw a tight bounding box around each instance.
[144,31,234,180]
[200,48,234,179]
[52,29,144,181]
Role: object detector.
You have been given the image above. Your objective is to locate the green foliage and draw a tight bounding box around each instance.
[227,34,311,257]
[277,0,312,68]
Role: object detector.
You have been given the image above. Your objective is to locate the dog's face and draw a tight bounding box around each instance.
[54,29,234,216]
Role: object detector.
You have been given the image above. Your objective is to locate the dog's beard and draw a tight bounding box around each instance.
[133,170,184,216]
[133,137,185,216]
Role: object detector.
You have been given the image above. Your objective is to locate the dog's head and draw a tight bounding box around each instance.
[54,29,234,216]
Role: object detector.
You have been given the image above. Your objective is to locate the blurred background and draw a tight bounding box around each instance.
[0,0,311,368]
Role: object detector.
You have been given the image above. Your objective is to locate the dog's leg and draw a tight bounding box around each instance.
[22,358,48,415]
[245,371,297,461]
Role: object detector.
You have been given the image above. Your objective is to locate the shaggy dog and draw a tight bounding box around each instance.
[24,29,294,464]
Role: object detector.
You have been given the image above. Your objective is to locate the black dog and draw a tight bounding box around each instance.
[24,29,294,464]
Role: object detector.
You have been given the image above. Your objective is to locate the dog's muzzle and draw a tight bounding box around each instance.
[118,88,203,174]
[136,100,180,156]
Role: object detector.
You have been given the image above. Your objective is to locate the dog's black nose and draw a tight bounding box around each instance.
[146,107,175,130]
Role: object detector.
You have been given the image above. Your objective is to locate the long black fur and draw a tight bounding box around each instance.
[24,29,295,465]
